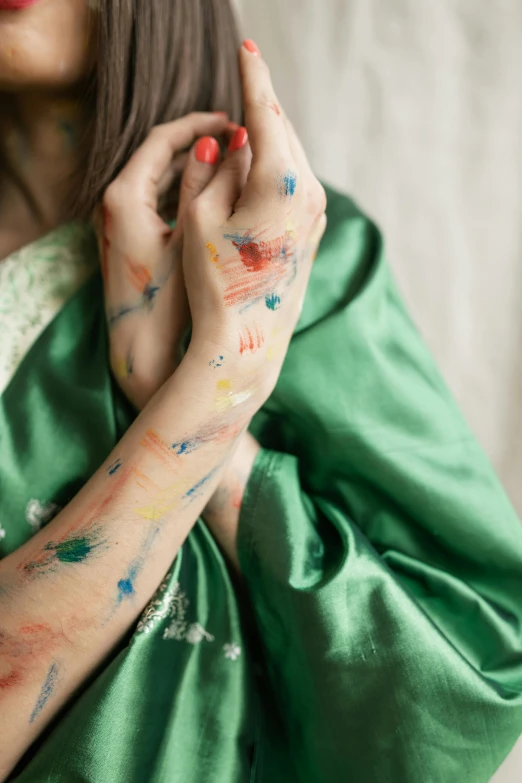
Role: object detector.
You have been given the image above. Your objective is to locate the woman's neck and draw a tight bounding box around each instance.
[0,91,86,258]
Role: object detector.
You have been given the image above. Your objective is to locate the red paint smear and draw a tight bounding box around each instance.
[239,325,264,355]
[219,232,296,309]
[126,257,152,293]
[231,491,244,510]
[0,668,23,689]
[233,236,285,272]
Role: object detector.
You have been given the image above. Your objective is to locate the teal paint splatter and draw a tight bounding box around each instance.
[22,528,107,577]
[51,537,94,564]
[280,170,297,199]
[209,355,225,369]
[30,662,59,723]
[265,294,281,311]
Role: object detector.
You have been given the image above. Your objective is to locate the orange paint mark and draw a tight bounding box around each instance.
[132,468,161,494]
[239,325,264,355]
[269,102,281,116]
[206,242,220,264]
[126,258,152,293]
[140,430,180,470]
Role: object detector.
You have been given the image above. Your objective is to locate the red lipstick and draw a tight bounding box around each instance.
[0,0,41,9]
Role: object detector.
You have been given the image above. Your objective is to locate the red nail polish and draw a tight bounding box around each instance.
[228,127,248,153]
[243,39,261,57]
[195,136,220,165]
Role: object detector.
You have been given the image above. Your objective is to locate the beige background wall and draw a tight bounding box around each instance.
[236,1,522,780]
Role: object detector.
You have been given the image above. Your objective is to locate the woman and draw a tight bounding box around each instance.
[0,2,521,781]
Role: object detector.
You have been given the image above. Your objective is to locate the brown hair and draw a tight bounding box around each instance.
[74,0,243,218]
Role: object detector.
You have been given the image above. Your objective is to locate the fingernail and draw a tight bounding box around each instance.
[195,136,220,165]
[213,111,228,117]
[243,39,261,57]
[228,127,248,153]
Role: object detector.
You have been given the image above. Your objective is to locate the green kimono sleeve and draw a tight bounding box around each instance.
[239,187,522,783]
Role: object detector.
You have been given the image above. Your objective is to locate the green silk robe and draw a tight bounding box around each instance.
[1,187,521,782]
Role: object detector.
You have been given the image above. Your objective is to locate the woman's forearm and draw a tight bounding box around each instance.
[203,432,261,571]
[0,349,251,779]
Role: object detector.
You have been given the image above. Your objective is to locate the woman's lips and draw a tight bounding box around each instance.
[0,0,42,9]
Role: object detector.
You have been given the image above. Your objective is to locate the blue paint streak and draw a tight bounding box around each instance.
[223,232,254,247]
[143,283,160,307]
[117,579,134,597]
[108,459,122,475]
[108,302,142,327]
[172,438,198,456]
[184,469,217,501]
[265,294,281,311]
[280,170,297,199]
[30,662,59,723]
[116,524,161,606]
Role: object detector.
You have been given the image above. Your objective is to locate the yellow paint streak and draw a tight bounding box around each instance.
[285,219,298,240]
[113,356,129,380]
[217,379,232,392]
[266,341,285,362]
[216,390,253,411]
[134,482,180,520]
[206,242,220,264]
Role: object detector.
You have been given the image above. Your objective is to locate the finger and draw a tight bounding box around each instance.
[238,41,293,168]
[199,128,253,222]
[156,152,189,198]
[280,109,315,182]
[177,137,222,224]
[110,113,230,205]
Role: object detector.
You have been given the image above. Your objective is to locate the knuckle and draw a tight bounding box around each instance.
[148,123,165,139]
[103,180,126,212]
[310,181,327,212]
[245,92,277,114]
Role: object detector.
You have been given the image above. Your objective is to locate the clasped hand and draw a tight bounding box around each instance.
[95,41,327,425]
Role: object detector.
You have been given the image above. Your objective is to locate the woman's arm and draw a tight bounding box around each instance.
[203,431,261,571]
[0,352,251,777]
[0,41,327,779]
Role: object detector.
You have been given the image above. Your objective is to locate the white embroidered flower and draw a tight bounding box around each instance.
[185,624,215,645]
[223,643,242,661]
[163,620,188,641]
[137,575,214,646]
[26,499,60,533]
[0,524,6,541]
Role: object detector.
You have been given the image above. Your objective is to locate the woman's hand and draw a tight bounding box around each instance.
[182,40,327,407]
[94,111,231,410]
